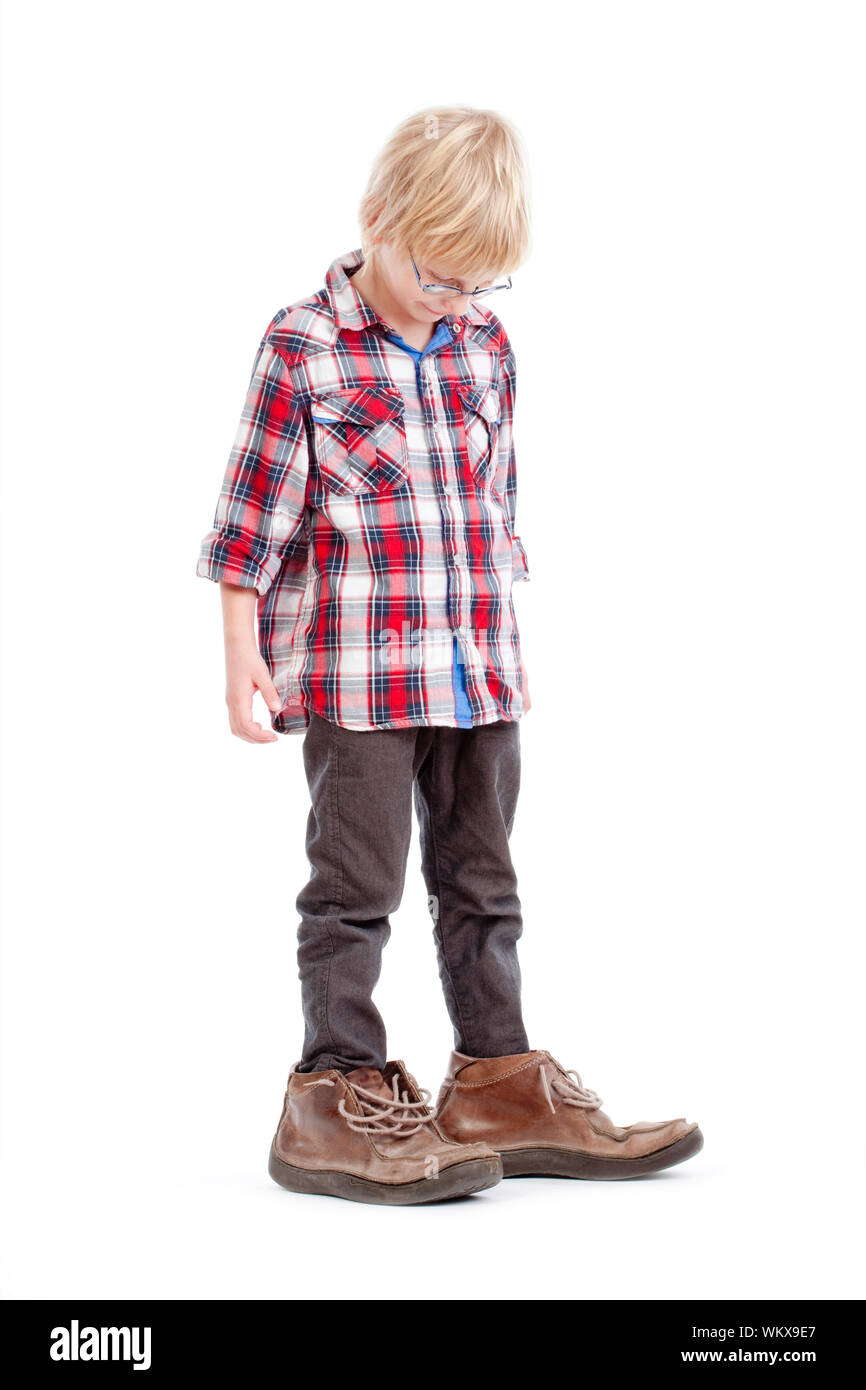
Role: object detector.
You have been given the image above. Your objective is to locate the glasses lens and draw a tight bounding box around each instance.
[419,269,512,297]
[472,280,511,298]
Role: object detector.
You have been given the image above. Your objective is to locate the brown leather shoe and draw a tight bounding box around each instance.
[435,1050,704,1179]
[268,1059,502,1204]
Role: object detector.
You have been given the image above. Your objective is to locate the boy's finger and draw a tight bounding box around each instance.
[226,684,282,742]
[255,674,284,712]
[230,709,279,743]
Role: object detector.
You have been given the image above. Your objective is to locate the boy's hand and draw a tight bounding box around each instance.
[225,640,289,744]
[219,580,300,744]
[521,660,531,712]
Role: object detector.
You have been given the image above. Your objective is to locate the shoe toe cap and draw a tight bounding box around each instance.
[659,1117,700,1144]
[621,1116,701,1155]
[443,1140,501,1166]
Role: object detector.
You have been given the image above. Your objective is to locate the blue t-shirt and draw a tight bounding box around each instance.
[384,325,474,730]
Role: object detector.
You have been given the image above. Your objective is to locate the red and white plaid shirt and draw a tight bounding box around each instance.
[196,248,531,735]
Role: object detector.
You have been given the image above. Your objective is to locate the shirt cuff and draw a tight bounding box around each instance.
[196,534,281,597]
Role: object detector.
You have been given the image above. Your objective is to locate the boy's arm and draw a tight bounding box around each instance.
[497,332,530,582]
[496,327,532,711]
[197,338,310,742]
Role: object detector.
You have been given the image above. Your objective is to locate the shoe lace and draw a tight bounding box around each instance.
[540,1059,603,1115]
[304,1073,435,1138]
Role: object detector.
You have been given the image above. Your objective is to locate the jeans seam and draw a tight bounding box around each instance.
[318,717,343,1062]
[424,735,473,1051]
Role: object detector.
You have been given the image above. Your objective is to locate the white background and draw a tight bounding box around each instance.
[1,0,864,1301]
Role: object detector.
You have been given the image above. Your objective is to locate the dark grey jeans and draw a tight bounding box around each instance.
[295,711,530,1072]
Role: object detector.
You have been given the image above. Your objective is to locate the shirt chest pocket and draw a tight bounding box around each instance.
[456,382,502,489]
[309,386,409,497]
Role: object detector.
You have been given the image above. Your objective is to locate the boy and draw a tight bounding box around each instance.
[196,107,703,1205]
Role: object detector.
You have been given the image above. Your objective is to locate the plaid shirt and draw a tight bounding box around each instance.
[196,248,531,735]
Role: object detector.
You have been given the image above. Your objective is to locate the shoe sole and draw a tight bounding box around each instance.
[499,1126,704,1179]
[267,1143,503,1205]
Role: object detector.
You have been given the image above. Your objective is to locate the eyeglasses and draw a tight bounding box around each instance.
[410,253,512,299]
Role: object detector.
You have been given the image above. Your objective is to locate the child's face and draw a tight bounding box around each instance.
[373,240,498,328]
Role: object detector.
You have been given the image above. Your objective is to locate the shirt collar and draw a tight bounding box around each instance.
[324,248,489,340]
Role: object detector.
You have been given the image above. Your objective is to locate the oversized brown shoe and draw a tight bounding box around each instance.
[435,1050,704,1180]
[268,1059,503,1204]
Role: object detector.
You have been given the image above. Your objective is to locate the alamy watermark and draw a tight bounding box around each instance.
[50,1320,151,1371]
[374,624,492,672]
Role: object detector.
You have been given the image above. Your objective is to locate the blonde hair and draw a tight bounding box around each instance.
[359,106,532,281]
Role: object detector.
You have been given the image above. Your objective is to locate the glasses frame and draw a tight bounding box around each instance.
[409,253,512,299]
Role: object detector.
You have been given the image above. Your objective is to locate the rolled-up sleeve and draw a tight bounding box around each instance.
[511,533,530,581]
[196,340,309,597]
[497,332,530,582]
